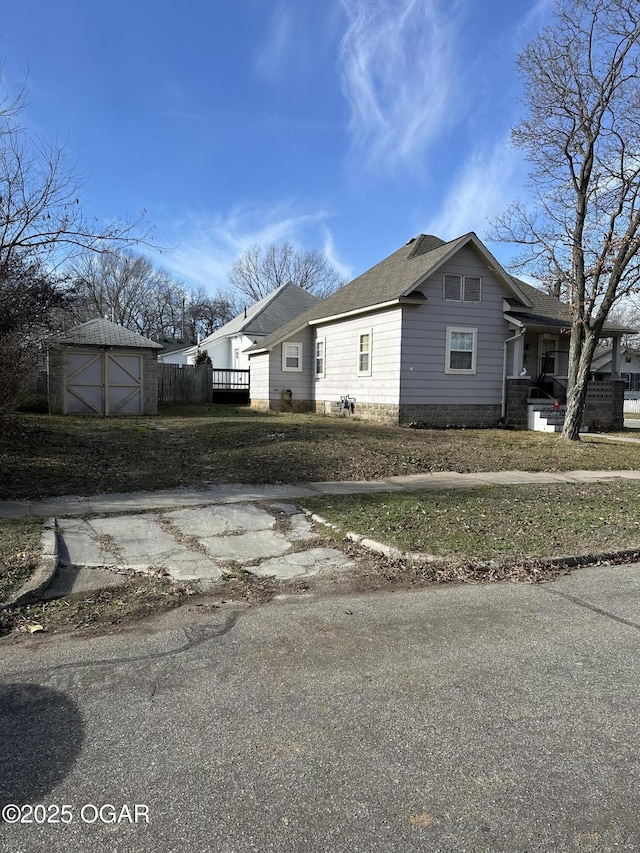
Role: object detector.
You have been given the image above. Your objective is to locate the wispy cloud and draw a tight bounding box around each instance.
[338,0,461,172]
[153,201,340,293]
[254,3,296,79]
[423,136,523,241]
[321,225,353,282]
[516,0,553,38]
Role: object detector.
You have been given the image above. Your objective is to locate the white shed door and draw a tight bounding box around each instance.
[65,351,143,415]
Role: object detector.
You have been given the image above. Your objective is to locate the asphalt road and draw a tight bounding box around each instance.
[0,564,639,853]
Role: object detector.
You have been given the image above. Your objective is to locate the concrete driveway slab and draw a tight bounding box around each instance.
[57,518,121,568]
[90,515,223,581]
[58,515,223,582]
[199,529,292,562]
[166,504,277,535]
[54,502,352,588]
[252,547,356,579]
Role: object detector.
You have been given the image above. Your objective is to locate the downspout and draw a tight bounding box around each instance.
[502,327,526,421]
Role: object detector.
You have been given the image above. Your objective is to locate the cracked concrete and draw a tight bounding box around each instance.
[54,503,354,595]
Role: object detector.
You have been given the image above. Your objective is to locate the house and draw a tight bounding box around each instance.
[158,281,319,370]
[247,232,629,431]
[592,345,640,417]
[47,318,162,416]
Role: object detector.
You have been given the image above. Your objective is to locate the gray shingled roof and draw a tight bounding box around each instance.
[507,278,632,334]
[249,232,529,352]
[164,281,320,361]
[243,281,319,336]
[50,318,163,349]
[249,234,633,354]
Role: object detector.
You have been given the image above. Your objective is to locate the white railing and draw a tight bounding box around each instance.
[212,369,250,390]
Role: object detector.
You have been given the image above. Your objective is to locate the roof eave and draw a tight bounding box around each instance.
[309,298,405,327]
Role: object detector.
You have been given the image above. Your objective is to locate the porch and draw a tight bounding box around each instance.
[212,368,250,404]
[506,377,625,432]
[158,365,250,404]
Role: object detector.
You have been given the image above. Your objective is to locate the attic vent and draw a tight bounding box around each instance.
[464,276,481,302]
[444,274,462,300]
[443,274,482,303]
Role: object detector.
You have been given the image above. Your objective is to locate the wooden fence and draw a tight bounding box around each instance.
[158,364,213,404]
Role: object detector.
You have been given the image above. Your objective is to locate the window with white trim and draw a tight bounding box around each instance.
[445,327,477,374]
[358,330,372,376]
[282,342,302,372]
[315,338,325,377]
[443,274,482,302]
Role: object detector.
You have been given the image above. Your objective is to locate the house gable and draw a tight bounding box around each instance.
[161,281,319,367]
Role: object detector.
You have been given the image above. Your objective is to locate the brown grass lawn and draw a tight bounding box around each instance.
[302,481,640,562]
[1,404,640,500]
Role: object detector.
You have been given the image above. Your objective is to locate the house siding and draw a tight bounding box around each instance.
[313,309,402,420]
[249,328,314,412]
[398,246,515,423]
[248,352,271,411]
[198,336,229,367]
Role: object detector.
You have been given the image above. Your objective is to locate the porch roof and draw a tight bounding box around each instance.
[506,278,634,336]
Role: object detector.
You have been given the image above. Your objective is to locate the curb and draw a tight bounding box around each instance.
[0,518,59,610]
[304,510,640,576]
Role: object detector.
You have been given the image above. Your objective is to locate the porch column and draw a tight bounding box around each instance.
[610,337,621,378]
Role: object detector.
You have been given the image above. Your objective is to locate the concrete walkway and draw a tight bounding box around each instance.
[4,468,640,602]
[3,467,640,519]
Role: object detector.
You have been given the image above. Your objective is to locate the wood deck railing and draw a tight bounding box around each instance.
[212,369,250,390]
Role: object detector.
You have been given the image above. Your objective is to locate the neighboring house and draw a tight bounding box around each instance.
[247,232,630,431]
[155,338,197,364]
[592,345,640,396]
[158,282,319,370]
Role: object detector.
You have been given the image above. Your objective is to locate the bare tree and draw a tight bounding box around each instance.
[70,250,162,334]
[0,255,68,414]
[608,299,640,347]
[183,287,237,339]
[0,72,149,413]
[228,241,344,301]
[492,0,640,440]
[0,90,146,274]
[69,249,236,341]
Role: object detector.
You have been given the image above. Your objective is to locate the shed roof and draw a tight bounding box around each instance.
[50,318,163,349]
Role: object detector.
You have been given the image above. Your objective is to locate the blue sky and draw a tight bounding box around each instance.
[0,0,552,296]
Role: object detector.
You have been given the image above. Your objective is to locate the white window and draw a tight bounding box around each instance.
[358,330,372,376]
[443,274,482,302]
[282,342,302,372]
[445,327,477,374]
[315,338,325,377]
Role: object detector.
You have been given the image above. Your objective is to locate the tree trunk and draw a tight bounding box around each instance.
[561,328,598,440]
